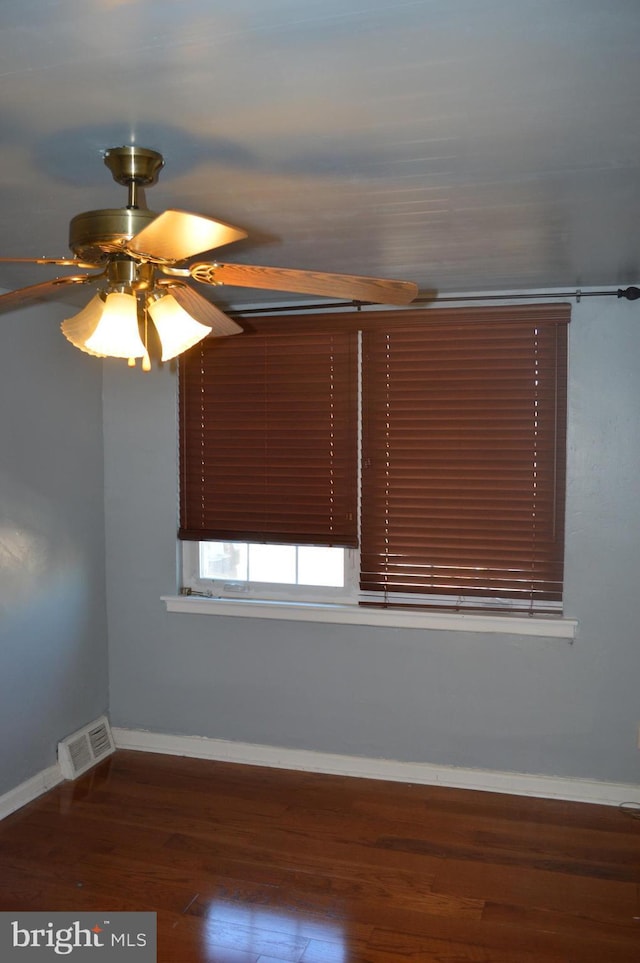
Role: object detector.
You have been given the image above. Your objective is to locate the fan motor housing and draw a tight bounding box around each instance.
[68,207,158,261]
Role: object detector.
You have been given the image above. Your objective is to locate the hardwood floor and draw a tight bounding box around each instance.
[1,751,639,961]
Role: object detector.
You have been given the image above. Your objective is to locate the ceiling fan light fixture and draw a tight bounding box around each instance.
[5,146,419,371]
[84,291,145,359]
[146,292,212,361]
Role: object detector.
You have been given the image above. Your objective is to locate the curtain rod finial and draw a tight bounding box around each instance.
[617,286,640,301]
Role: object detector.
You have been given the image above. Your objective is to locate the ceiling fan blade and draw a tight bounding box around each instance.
[157,281,243,336]
[0,274,100,312]
[126,210,248,263]
[0,257,101,268]
[189,262,418,305]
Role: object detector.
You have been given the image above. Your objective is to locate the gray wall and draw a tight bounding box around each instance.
[0,301,109,795]
[104,296,640,785]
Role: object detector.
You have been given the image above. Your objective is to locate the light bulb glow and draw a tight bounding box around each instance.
[147,293,212,361]
[84,292,145,358]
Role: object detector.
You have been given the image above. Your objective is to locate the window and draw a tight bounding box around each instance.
[179,304,569,615]
[189,540,346,593]
[198,541,344,586]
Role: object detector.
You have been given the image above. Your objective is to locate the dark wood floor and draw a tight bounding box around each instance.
[1,751,639,962]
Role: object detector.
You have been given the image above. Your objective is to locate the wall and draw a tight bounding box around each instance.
[103,295,640,785]
[0,300,109,795]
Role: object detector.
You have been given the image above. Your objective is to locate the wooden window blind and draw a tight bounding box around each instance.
[179,317,358,547]
[360,304,569,610]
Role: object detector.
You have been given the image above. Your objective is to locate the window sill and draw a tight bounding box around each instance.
[162,595,577,639]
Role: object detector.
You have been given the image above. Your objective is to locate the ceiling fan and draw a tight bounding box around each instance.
[0,146,418,368]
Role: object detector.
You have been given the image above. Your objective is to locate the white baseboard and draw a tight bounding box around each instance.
[0,764,64,821]
[112,727,640,808]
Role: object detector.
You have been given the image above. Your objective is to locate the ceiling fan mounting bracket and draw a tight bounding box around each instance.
[103,146,164,188]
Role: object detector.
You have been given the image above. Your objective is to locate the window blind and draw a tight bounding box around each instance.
[360,304,569,610]
[179,317,358,547]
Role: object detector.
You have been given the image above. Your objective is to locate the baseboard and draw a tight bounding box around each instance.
[112,728,640,808]
[0,764,64,821]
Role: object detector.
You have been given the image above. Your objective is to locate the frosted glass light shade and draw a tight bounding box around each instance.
[61,294,109,357]
[84,292,145,358]
[147,293,212,361]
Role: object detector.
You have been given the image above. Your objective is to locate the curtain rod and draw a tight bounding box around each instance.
[228,286,639,318]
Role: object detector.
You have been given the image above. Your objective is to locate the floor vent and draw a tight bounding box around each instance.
[58,716,116,780]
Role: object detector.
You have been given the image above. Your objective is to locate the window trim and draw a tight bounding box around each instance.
[162,593,577,640]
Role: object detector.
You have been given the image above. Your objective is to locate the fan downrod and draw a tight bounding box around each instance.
[67,147,165,259]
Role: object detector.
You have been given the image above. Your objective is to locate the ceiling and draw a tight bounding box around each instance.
[1,0,639,312]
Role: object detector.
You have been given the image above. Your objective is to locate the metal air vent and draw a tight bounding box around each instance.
[58,715,115,780]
